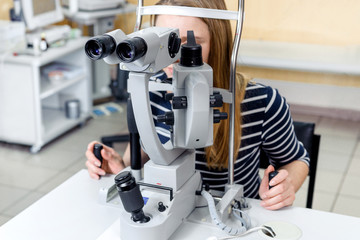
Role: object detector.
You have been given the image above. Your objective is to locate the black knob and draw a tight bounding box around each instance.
[158,202,166,212]
[210,92,223,108]
[165,93,174,101]
[268,170,279,189]
[168,32,181,58]
[180,31,203,67]
[157,111,174,126]
[172,96,187,109]
[213,109,228,123]
[93,144,103,168]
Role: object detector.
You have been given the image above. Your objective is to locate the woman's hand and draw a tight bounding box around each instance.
[85,141,125,180]
[259,165,296,210]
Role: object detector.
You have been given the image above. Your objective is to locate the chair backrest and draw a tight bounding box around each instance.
[259,121,320,209]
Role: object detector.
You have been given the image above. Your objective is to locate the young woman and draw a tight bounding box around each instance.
[85,0,310,210]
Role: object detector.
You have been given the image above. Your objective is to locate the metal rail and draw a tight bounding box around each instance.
[228,0,245,185]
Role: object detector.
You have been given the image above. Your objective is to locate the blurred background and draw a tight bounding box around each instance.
[0,0,359,227]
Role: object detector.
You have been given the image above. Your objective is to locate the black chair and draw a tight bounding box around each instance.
[259,121,321,209]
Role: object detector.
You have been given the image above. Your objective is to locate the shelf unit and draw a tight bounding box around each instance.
[0,37,92,153]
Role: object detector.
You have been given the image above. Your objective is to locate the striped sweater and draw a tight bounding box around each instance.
[149,82,310,198]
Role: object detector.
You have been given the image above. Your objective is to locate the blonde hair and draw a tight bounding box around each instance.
[154,0,248,169]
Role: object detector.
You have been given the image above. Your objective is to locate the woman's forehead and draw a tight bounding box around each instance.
[155,15,209,38]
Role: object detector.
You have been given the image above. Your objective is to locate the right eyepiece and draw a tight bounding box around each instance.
[85,35,116,60]
[116,37,147,63]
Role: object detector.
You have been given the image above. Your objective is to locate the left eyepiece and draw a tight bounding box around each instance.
[85,35,116,60]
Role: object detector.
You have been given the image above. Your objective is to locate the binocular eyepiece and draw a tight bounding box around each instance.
[85,35,117,60]
[85,35,148,63]
[117,37,147,63]
[84,28,181,68]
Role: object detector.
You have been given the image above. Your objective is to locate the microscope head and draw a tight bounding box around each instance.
[85,27,181,73]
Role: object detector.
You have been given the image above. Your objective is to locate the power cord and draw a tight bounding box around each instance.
[201,190,276,239]
[232,208,250,229]
[201,190,247,235]
[206,225,276,240]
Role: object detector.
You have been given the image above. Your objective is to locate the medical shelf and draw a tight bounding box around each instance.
[0,37,92,153]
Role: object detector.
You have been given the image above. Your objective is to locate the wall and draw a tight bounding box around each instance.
[227,0,360,46]
[134,0,360,46]
[1,0,358,46]
[0,0,13,20]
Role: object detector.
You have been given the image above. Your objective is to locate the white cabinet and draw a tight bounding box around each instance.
[0,37,92,153]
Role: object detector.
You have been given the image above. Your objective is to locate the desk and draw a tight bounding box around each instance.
[62,4,137,100]
[1,170,359,239]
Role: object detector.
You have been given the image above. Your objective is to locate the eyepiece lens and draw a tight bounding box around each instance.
[120,44,134,60]
[116,37,147,63]
[88,41,102,57]
[84,35,116,60]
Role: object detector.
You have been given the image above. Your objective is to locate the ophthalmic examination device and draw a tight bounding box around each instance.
[83,3,278,239]
[84,26,275,240]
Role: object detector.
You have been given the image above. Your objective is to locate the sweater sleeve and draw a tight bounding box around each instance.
[261,87,310,169]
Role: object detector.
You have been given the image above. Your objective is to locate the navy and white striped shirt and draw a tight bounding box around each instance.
[150,82,310,199]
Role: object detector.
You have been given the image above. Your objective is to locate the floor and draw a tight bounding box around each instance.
[0,103,360,226]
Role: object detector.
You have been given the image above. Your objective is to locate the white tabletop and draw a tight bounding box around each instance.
[1,169,360,240]
[0,170,120,240]
[98,196,360,240]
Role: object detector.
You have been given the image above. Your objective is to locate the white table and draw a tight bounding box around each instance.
[1,170,359,239]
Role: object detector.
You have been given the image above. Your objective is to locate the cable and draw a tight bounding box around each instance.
[201,190,276,239]
[206,225,275,240]
[232,208,249,229]
[201,190,247,235]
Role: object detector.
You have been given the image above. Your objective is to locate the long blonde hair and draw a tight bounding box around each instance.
[154,0,248,169]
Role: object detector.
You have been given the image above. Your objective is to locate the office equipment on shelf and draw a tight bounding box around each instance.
[19,0,72,54]
[42,61,84,83]
[65,99,81,119]
[20,0,64,31]
[0,37,91,153]
[62,0,126,12]
[25,25,71,46]
[0,20,26,54]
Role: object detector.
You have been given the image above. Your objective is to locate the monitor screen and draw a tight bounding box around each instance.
[33,0,56,16]
[21,0,64,31]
